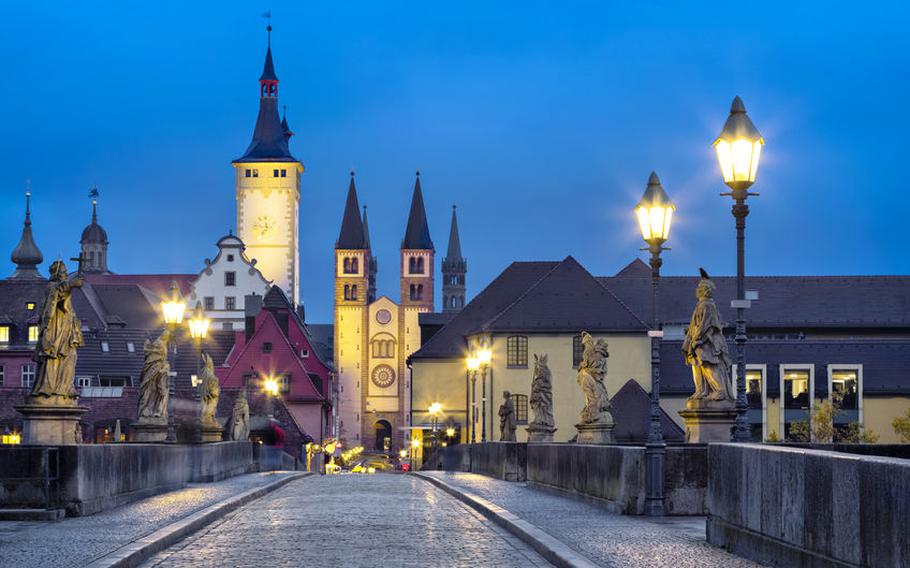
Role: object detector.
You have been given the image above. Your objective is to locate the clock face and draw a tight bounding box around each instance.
[375,309,392,325]
[253,215,276,238]
[371,364,396,388]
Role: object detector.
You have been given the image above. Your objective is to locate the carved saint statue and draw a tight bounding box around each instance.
[529,354,554,428]
[31,260,84,405]
[137,329,171,424]
[682,269,735,403]
[198,353,220,428]
[230,389,251,441]
[576,332,613,425]
[499,390,517,442]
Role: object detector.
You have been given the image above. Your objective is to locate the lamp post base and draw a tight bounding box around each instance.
[574,422,615,445]
[15,403,88,445]
[526,424,557,443]
[679,402,737,443]
[131,421,168,443]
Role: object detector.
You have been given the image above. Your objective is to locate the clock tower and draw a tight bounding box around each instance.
[233,24,303,305]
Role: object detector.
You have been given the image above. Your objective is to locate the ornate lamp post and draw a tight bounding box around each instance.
[428,401,442,454]
[160,281,186,443]
[713,96,764,442]
[477,348,491,442]
[635,171,675,516]
[187,302,210,440]
[263,375,280,419]
[466,355,480,444]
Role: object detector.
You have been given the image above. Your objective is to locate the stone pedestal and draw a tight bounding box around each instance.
[15,403,88,445]
[679,400,737,443]
[575,422,615,444]
[199,423,224,443]
[526,424,557,443]
[131,421,168,443]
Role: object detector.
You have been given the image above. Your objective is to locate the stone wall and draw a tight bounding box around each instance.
[0,441,256,516]
[254,444,300,471]
[422,443,526,481]
[707,443,910,567]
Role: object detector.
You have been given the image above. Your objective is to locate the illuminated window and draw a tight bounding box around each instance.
[511,393,529,424]
[21,364,36,388]
[225,271,236,286]
[126,342,135,353]
[225,297,236,310]
[0,326,8,343]
[279,374,291,394]
[76,376,92,388]
[780,365,813,441]
[572,335,583,368]
[829,365,862,438]
[25,302,35,310]
[507,336,528,368]
[252,169,259,178]
[101,341,110,353]
[28,325,39,343]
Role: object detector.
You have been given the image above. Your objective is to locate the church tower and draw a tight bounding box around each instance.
[362,205,378,303]
[441,205,466,312]
[400,172,435,311]
[334,172,370,444]
[80,196,110,274]
[9,191,43,280]
[233,24,303,305]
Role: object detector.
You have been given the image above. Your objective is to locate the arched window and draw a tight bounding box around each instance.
[351,285,358,300]
[410,284,417,301]
[343,258,351,273]
[408,257,416,273]
[417,284,424,300]
[371,334,396,358]
[352,258,359,273]
[344,285,351,300]
[416,257,424,274]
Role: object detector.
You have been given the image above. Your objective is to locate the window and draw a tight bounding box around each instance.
[734,364,767,441]
[507,336,528,367]
[352,258,359,273]
[281,169,287,178]
[308,373,323,393]
[780,365,813,441]
[344,285,351,301]
[0,326,8,343]
[279,374,291,394]
[225,297,236,310]
[101,341,110,353]
[245,169,252,178]
[21,364,36,388]
[204,297,215,310]
[572,335,583,368]
[350,285,358,300]
[829,365,862,438]
[28,325,39,343]
[225,271,236,286]
[343,257,359,274]
[263,342,273,354]
[511,394,529,425]
[227,254,234,262]
[274,169,280,177]
[127,342,135,353]
[222,322,233,331]
[99,376,129,387]
[76,376,92,388]
[371,336,395,358]
[300,348,309,358]
[0,365,4,386]
[409,284,417,301]
[252,169,259,178]
[25,302,35,310]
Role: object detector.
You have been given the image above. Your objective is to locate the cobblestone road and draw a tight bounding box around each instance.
[421,471,763,568]
[0,471,298,568]
[142,473,550,568]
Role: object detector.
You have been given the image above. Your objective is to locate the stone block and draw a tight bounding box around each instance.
[804,452,834,557]
[679,407,736,443]
[574,422,615,444]
[830,454,860,566]
[15,404,88,445]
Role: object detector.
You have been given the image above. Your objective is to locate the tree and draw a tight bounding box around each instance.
[893,408,910,443]
[784,400,878,444]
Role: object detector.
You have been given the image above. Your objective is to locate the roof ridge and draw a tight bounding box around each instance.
[479,260,566,332]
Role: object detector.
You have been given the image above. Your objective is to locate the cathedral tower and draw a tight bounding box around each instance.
[334,173,370,444]
[441,205,466,312]
[233,24,303,305]
[80,196,109,274]
[400,172,434,311]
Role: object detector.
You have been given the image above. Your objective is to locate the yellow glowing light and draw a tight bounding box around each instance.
[445,427,456,438]
[411,438,420,448]
[635,205,673,243]
[466,356,480,372]
[2,432,21,445]
[428,402,442,416]
[263,377,280,396]
[399,449,408,458]
[161,281,186,325]
[713,97,764,189]
[187,303,210,339]
[477,348,492,366]
[367,466,376,474]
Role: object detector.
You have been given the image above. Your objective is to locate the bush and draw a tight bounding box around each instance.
[784,400,878,444]
[893,409,910,443]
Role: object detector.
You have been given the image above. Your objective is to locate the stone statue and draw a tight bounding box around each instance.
[198,353,220,428]
[529,354,554,428]
[498,390,517,442]
[230,389,251,441]
[30,260,84,406]
[577,332,613,425]
[137,329,171,424]
[682,269,735,404]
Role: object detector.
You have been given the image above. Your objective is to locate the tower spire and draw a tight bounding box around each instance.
[10,186,44,280]
[336,172,367,249]
[401,171,434,250]
[442,204,467,312]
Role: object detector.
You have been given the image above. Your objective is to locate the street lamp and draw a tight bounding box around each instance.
[188,302,210,440]
[161,281,186,443]
[477,348,491,442]
[466,355,480,444]
[635,171,675,517]
[714,96,764,442]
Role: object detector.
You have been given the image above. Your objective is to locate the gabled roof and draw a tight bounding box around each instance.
[610,379,684,443]
[336,175,367,249]
[263,284,291,309]
[614,258,650,278]
[402,174,434,250]
[410,261,559,360]
[482,256,646,333]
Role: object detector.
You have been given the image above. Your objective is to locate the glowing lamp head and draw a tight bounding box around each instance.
[161,281,186,326]
[263,376,280,396]
[714,96,764,191]
[428,402,442,416]
[634,172,675,245]
[187,302,210,340]
[411,438,420,448]
[445,427,456,438]
[399,449,408,458]
[466,356,480,372]
[477,348,492,366]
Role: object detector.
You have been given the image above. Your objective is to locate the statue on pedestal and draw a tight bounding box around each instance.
[574,332,615,444]
[499,390,517,442]
[198,353,220,427]
[682,269,735,404]
[137,329,171,424]
[527,354,557,442]
[230,389,250,441]
[31,260,83,406]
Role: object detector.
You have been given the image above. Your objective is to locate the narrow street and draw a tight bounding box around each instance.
[141,474,551,567]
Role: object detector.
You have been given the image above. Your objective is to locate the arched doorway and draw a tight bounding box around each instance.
[374,420,392,452]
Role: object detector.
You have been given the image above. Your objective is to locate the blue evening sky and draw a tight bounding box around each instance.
[2,2,908,323]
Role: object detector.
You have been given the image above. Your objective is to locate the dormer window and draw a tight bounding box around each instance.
[263,342,273,354]
[25,302,35,311]
[101,341,110,353]
[0,326,9,343]
[28,325,39,343]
